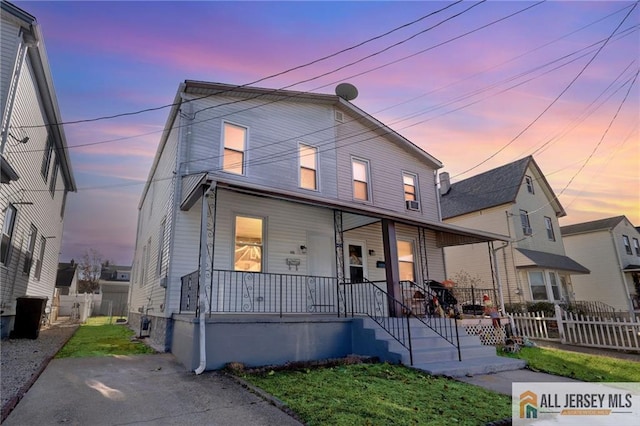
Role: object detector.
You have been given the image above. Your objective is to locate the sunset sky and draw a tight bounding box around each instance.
[14,1,639,265]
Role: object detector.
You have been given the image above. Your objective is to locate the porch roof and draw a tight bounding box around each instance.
[515,248,590,274]
[210,179,510,247]
[623,264,640,272]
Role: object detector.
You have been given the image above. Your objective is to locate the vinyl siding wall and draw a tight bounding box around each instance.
[0,53,67,319]
[1,14,21,122]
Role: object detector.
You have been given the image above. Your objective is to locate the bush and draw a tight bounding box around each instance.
[525,301,555,316]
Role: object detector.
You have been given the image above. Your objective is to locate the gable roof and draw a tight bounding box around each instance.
[560,216,627,236]
[55,262,77,288]
[440,156,564,219]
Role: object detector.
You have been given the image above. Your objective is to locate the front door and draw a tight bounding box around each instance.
[345,241,367,283]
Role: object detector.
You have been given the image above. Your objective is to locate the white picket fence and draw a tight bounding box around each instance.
[510,305,640,352]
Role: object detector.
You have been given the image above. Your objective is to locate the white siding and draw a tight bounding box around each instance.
[1,15,20,121]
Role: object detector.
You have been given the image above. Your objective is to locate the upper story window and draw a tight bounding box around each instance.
[234,215,263,272]
[520,210,532,235]
[633,238,640,256]
[223,122,247,175]
[623,235,632,255]
[1,204,17,265]
[544,216,555,241]
[49,159,58,197]
[403,172,419,210]
[23,224,37,275]
[352,158,371,202]
[524,175,534,194]
[41,134,53,181]
[299,143,318,191]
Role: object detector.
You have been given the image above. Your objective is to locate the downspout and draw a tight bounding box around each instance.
[610,230,636,320]
[195,186,209,375]
[492,240,514,331]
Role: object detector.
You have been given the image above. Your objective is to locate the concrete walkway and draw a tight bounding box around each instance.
[3,353,303,426]
[456,368,582,395]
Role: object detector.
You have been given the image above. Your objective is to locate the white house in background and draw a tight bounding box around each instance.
[127,80,519,374]
[561,216,640,319]
[98,264,130,317]
[0,1,76,338]
[440,156,589,309]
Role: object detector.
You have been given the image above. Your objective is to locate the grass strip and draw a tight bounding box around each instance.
[500,346,640,381]
[242,362,511,426]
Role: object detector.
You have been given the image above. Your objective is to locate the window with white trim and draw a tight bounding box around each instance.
[34,236,46,280]
[633,238,640,256]
[403,172,417,202]
[623,235,632,255]
[41,133,53,181]
[548,271,561,300]
[525,175,534,194]
[528,271,547,300]
[157,217,166,277]
[544,216,555,241]
[223,122,246,175]
[23,224,37,275]
[299,143,318,190]
[234,215,263,272]
[397,240,415,282]
[352,158,370,201]
[1,204,17,265]
[49,158,58,197]
[520,210,532,235]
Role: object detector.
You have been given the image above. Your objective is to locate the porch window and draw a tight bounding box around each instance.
[223,122,246,175]
[623,235,632,255]
[234,216,263,272]
[633,238,640,256]
[397,240,415,282]
[23,224,37,275]
[34,236,46,280]
[1,204,17,265]
[548,271,560,300]
[528,271,547,300]
[520,210,532,235]
[299,143,318,190]
[525,175,534,194]
[352,158,370,201]
[544,216,555,241]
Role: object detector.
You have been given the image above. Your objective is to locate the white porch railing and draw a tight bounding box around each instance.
[510,305,640,352]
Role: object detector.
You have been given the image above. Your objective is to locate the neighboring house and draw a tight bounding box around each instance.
[55,260,79,296]
[440,156,589,309]
[0,1,76,338]
[128,81,516,373]
[561,216,640,319]
[98,264,130,316]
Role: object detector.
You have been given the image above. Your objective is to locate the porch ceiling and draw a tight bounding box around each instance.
[210,179,510,245]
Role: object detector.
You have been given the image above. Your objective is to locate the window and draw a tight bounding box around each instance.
[1,204,17,265]
[544,216,555,241]
[633,238,640,256]
[157,217,166,277]
[397,240,415,282]
[41,134,53,180]
[49,159,58,196]
[520,210,532,235]
[548,272,561,300]
[352,158,370,201]
[234,216,263,272]
[525,175,534,194]
[34,236,46,280]
[23,224,37,275]
[223,122,246,175]
[299,144,318,190]
[60,189,68,218]
[403,172,420,210]
[528,271,547,300]
[623,235,632,255]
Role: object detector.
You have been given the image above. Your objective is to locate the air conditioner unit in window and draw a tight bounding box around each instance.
[406,200,420,211]
[524,226,533,235]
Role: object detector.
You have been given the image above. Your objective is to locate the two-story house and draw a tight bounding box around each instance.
[128,81,524,375]
[98,264,130,317]
[440,156,589,310]
[561,216,640,319]
[1,1,76,338]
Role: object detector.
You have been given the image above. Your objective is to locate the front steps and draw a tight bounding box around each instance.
[352,317,526,378]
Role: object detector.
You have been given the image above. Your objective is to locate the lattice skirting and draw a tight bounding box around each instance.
[461,319,508,345]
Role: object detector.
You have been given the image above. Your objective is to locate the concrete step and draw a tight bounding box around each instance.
[412,356,527,378]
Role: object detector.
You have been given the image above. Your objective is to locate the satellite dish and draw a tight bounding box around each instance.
[335,83,358,101]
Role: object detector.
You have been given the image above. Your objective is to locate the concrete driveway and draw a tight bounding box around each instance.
[3,353,303,426]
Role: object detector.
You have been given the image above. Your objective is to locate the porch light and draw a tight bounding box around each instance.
[300,245,307,254]
[368,249,375,256]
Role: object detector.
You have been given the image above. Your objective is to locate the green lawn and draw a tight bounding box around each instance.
[56,316,156,358]
[499,345,640,382]
[241,362,511,426]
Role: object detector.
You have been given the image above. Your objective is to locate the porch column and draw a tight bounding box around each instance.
[334,210,345,281]
[382,219,401,317]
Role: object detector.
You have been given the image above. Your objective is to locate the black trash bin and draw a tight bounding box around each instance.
[12,296,48,339]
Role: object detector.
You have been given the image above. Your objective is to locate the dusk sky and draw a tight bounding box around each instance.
[13,1,639,266]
